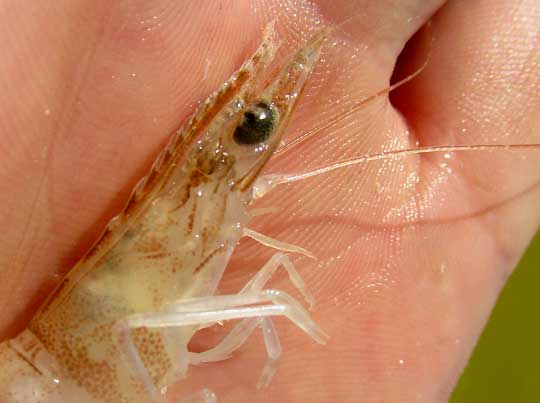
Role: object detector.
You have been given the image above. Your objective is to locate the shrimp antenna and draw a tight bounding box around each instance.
[258,143,540,192]
[274,22,433,157]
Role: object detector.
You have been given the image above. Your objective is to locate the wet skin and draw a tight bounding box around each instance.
[0,1,539,402]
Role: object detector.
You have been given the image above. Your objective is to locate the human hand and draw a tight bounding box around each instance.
[0,1,539,402]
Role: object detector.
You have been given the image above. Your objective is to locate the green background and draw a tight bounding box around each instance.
[451,233,540,403]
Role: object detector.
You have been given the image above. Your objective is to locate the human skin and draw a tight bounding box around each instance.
[0,0,539,402]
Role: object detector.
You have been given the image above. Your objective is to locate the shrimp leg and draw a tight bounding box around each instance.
[193,252,314,363]
[153,291,324,339]
[191,253,314,386]
[194,316,281,388]
[238,252,314,308]
[243,228,315,259]
[115,290,327,398]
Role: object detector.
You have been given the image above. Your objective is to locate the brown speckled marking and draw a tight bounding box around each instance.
[35,323,123,403]
[134,233,167,255]
[131,327,171,386]
[10,346,43,376]
[0,343,52,402]
[141,251,171,260]
[193,244,228,274]
[186,193,198,235]
[169,182,192,213]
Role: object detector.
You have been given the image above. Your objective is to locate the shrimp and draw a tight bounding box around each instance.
[0,14,538,403]
[0,23,330,403]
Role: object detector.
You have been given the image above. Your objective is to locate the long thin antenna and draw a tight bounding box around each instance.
[267,143,540,187]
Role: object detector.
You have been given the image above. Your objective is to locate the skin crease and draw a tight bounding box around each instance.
[0,0,539,402]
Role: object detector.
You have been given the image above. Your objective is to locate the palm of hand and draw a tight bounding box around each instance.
[0,1,539,402]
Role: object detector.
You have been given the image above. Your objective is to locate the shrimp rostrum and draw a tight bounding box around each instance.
[0,25,328,403]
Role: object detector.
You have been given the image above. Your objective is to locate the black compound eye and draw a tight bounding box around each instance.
[233,102,276,145]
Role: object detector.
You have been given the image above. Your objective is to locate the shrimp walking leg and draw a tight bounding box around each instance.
[238,252,314,308]
[123,289,327,346]
[243,228,315,259]
[190,253,313,385]
[114,322,165,403]
[192,252,313,363]
[193,317,281,388]
[114,290,327,398]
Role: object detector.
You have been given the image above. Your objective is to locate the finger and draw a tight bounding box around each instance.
[385,0,540,398]
[391,0,540,253]
[393,0,540,144]
[313,0,446,68]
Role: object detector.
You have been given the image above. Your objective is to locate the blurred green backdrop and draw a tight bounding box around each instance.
[451,233,540,403]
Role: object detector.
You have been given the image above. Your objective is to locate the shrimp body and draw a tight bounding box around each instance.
[0,24,327,403]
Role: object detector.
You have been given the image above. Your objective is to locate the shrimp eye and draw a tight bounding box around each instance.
[233,102,276,145]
